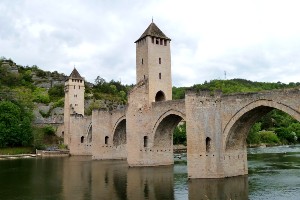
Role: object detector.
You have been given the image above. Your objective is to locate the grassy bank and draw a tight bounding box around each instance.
[0,147,34,155]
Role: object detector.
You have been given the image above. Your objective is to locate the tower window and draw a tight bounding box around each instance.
[144,75,146,79]
[159,58,161,64]
[144,136,148,147]
[206,137,211,152]
[160,39,163,45]
[74,86,75,89]
[105,136,109,145]
[79,86,80,89]
[80,80,82,83]
[152,37,154,43]
[81,136,84,143]
[164,40,167,46]
[156,39,159,44]
[142,58,143,65]
[159,73,161,79]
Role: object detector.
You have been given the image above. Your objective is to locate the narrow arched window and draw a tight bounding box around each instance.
[105,136,109,145]
[142,58,143,65]
[81,136,84,143]
[159,73,161,79]
[159,58,161,64]
[144,136,148,147]
[206,137,211,152]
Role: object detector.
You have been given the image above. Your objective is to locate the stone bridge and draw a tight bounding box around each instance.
[68,83,300,178]
[64,22,300,178]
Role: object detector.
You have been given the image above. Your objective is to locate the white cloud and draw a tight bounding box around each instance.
[0,0,300,86]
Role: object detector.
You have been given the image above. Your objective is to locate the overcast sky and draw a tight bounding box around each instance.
[1,0,300,86]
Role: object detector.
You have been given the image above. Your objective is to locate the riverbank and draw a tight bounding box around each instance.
[174,144,187,153]
[0,149,69,159]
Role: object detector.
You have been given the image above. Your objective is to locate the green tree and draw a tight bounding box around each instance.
[0,101,33,147]
[247,122,261,145]
[173,122,186,145]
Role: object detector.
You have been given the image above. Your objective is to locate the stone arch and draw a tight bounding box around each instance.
[224,99,300,151]
[112,117,126,146]
[152,110,186,148]
[155,91,166,102]
[86,122,92,143]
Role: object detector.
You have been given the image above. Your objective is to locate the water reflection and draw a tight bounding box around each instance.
[127,166,174,200]
[1,145,299,200]
[62,158,174,200]
[188,176,248,200]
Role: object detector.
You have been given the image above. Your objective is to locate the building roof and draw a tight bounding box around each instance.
[68,68,83,80]
[135,22,171,43]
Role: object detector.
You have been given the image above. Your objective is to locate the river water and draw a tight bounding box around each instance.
[0,145,299,200]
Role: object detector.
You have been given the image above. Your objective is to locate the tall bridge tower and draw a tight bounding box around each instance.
[135,22,172,104]
[63,68,85,145]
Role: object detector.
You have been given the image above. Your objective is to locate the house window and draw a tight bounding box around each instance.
[159,58,161,64]
[159,73,161,79]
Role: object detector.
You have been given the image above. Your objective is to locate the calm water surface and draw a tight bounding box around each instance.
[0,145,299,200]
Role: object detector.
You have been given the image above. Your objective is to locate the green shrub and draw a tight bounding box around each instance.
[259,131,280,144]
[53,98,64,108]
[43,125,56,136]
[33,88,50,104]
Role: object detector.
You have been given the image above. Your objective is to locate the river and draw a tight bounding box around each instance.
[0,145,299,200]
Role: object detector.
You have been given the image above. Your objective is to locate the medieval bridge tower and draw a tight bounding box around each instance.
[63,68,86,146]
[135,22,172,103]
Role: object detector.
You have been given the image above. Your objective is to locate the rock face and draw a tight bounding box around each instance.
[34,103,64,124]
[32,73,67,89]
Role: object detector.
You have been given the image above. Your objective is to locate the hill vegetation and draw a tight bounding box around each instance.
[0,57,300,152]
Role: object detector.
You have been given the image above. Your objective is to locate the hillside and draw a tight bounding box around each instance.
[1,57,300,149]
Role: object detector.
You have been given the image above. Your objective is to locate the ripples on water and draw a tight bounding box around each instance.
[0,145,299,200]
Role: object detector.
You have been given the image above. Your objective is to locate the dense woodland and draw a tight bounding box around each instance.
[0,57,300,152]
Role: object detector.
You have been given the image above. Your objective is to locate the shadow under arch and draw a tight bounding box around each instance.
[112,116,126,146]
[86,122,92,143]
[152,110,186,148]
[223,99,300,151]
